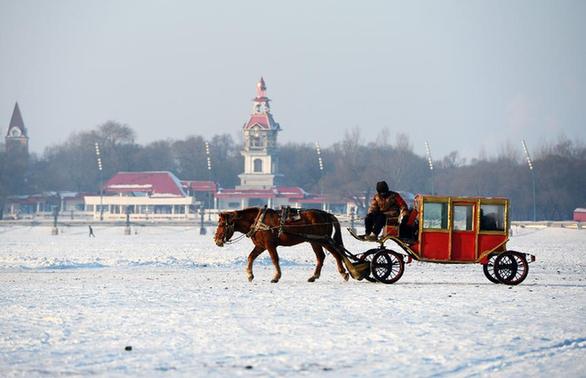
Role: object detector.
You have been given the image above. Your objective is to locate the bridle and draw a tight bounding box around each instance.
[216,215,247,245]
[222,218,235,242]
[216,208,268,245]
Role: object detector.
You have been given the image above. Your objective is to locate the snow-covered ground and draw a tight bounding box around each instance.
[0,224,585,377]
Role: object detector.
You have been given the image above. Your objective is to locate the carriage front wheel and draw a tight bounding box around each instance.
[358,249,383,283]
[494,251,529,285]
[371,250,405,284]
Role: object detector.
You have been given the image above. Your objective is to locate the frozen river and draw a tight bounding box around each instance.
[0,225,585,376]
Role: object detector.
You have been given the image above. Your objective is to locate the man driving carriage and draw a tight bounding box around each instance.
[361,180,409,241]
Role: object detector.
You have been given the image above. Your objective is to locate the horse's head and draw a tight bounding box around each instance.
[214,212,236,247]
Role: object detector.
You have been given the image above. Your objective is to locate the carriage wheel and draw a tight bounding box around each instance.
[371,250,404,284]
[482,255,500,284]
[358,249,381,283]
[494,252,529,285]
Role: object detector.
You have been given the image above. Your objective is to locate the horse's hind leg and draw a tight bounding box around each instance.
[308,243,326,282]
[323,244,350,281]
[246,246,265,282]
[266,245,282,283]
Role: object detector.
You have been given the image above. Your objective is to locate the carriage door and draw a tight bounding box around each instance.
[450,201,476,262]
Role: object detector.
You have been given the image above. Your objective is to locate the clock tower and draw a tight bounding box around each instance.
[237,78,282,189]
[5,102,29,155]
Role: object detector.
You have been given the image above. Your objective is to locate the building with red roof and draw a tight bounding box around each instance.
[215,186,339,210]
[84,171,199,220]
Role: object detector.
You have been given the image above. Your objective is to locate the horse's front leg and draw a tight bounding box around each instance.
[266,245,282,283]
[246,246,265,282]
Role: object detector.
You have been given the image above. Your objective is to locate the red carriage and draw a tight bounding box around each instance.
[345,194,536,285]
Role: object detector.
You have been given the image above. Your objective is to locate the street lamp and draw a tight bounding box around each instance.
[205,142,212,218]
[425,141,434,195]
[522,140,536,222]
[198,141,213,235]
[316,142,325,210]
[94,142,104,221]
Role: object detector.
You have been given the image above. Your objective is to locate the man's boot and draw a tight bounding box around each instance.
[365,233,378,241]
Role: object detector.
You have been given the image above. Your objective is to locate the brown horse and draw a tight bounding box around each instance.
[214,207,349,283]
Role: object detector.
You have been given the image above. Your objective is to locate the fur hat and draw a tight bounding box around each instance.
[376,181,389,194]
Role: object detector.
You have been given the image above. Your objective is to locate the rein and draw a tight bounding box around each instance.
[222,233,248,245]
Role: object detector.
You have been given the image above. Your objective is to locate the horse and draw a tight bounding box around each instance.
[214,207,349,283]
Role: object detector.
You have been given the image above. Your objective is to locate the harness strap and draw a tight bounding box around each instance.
[246,206,271,238]
[278,206,289,237]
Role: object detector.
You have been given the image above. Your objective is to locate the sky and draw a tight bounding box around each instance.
[1,0,585,159]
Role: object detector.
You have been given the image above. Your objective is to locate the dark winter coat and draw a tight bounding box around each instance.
[368,191,408,219]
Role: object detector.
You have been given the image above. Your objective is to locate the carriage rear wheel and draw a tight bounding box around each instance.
[371,250,405,284]
[482,255,500,284]
[494,251,529,285]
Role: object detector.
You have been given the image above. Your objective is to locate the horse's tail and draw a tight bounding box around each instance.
[329,213,344,247]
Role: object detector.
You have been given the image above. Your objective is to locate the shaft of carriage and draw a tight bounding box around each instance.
[298,233,371,280]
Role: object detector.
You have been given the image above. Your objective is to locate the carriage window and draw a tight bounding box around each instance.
[423,202,448,229]
[453,205,473,231]
[480,204,505,231]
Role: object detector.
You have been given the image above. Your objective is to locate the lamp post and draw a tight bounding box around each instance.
[51,206,59,235]
[198,142,213,235]
[94,142,104,221]
[425,141,434,195]
[316,142,325,210]
[124,205,131,235]
[522,140,536,222]
[205,142,212,221]
[199,206,206,235]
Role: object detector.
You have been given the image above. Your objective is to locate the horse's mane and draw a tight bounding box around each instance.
[237,207,263,215]
[219,207,262,217]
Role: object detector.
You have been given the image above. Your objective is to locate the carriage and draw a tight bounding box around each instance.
[344,194,536,285]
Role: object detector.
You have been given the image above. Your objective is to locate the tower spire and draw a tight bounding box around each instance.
[252,77,271,114]
[256,76,267,98]
[8,102,26,136]
[5,101,29,156]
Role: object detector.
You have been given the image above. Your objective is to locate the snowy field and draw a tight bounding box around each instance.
[0,224,585,377]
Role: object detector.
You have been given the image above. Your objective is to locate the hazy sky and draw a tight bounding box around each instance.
[1,0,584,158]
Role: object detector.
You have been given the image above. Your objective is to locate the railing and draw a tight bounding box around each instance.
[511,221,583,230]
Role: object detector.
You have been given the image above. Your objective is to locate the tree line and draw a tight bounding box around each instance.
[1,121,585,220]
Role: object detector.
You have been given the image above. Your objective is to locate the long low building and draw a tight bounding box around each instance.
[84,171,201,220]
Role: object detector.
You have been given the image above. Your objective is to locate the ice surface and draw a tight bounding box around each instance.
[0,225,585,376]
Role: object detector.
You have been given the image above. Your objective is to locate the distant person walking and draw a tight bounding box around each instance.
[89,225,95,237]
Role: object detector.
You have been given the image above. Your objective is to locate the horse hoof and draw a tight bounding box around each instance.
[343,273,350,281]
[247,275,254,282]
[271,278,279,283]
[308,276,316,282]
